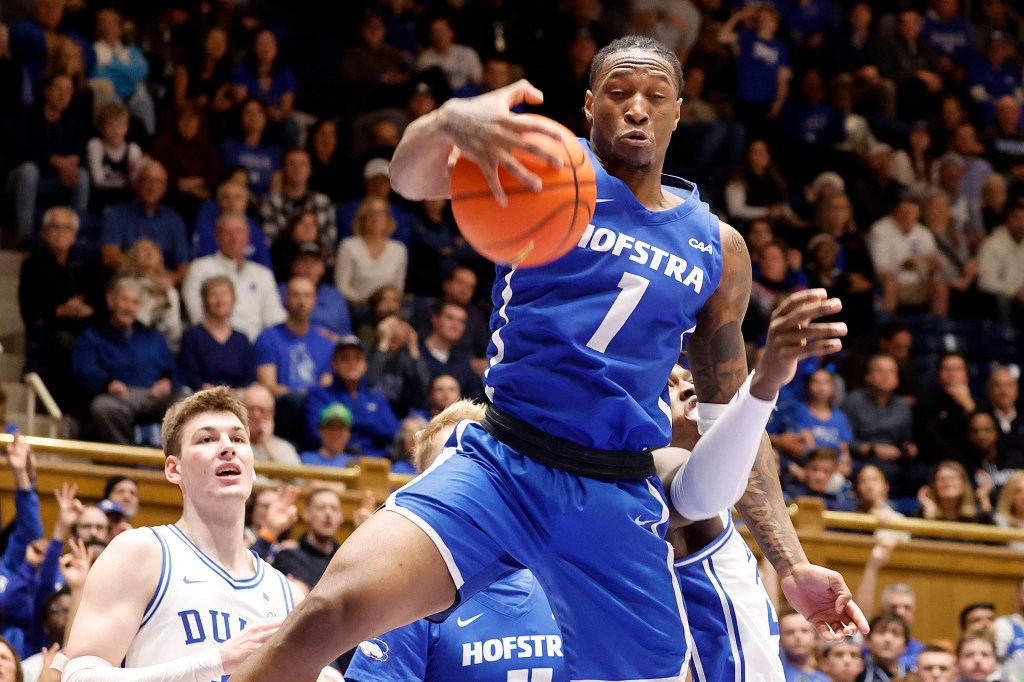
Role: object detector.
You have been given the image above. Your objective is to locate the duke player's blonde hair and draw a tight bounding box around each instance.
[411,400,486,472]
[162,386,249,459]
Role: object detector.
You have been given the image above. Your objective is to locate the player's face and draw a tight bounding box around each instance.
[585,48,680,173]
[779,614,817,658]
[917,651,956,682]
[821,644,864,682]
[170,411,254,501]
[957,640,997,682]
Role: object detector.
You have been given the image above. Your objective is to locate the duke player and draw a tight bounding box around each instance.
[345,400,566,682]
[54,387,340,682]
[232,36,859,682]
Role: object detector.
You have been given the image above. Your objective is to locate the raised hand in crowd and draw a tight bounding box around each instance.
[352,490,377,528]
[38,642,63,682]
[59,537,93,594]
[53,481,83,542]
[7,434,37,490]
[258,486,300,547]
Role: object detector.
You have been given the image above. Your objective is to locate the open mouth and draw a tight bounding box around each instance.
[216,465,241,478]
[622,131,651,146]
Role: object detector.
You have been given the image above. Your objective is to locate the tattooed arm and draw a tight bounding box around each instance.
[688,221,868,638]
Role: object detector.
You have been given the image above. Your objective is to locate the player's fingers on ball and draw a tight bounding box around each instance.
[499,154,543,193]
[510,116,566,151]
[509,134,564,168]
[479,164,510,206]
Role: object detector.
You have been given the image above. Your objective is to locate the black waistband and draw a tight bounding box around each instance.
[479,405,656,482]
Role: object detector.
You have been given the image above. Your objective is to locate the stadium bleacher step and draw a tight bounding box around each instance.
[0,353,24,384]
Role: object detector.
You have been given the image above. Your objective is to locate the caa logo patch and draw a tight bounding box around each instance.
[359,638,390,662]
[688,238,713,254]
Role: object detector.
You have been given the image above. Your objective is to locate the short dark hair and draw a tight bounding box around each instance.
[590,35,683,94]
[432,298,467,318]
[959,602,996,630]
[807,447,839,465]
[870,613,909,644]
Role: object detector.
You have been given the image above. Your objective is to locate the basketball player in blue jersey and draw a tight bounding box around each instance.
[54,387,341,682]
[345,400,566,682]
[231,36,860,682]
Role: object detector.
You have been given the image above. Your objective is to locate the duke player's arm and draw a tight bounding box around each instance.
[389,80,565,204]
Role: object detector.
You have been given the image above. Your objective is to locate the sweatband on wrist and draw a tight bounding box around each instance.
[671,371,777,521]
[55,647,224,682]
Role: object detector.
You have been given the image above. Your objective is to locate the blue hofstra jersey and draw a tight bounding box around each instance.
[483,140,723,451]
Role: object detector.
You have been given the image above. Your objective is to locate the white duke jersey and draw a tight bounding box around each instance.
[676,513,784,682]
[483,139,723,451]
[345,569,565,682]
[124,525,300,680]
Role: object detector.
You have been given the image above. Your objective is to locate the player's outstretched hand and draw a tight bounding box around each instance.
[781,562,870,642]
[217,618,284,675]
[751,289,846,401]
[438,79,565,205]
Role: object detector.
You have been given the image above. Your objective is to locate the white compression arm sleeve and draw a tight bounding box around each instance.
[670,371,777,521]
[54,648,224,682]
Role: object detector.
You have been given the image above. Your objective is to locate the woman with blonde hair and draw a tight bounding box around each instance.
[335,196,407,311]
[916,460,992,524]
[994,470,1024,550]
[116,238,183,350]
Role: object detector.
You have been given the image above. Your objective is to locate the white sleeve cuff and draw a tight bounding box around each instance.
[57,648,224,682]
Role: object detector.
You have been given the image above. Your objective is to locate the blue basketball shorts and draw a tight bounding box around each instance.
[386,420,691,682]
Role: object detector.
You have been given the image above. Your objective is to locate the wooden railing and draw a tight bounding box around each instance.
[2,435,1023,642]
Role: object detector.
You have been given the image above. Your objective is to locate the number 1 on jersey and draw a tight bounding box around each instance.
[587,272,650,353]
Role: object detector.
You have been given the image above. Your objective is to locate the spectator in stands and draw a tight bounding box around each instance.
[955,630,1002,682]
[18,207,100,408]
[307,119,346,203]
[869,193,946,315]
[103,475,138,523]
[299,404,360,468]
[172,27,232,115]
[255,275,334,395]
[980,173,1009,233]
[844,354,919,497]
[949,123,995,213]
[965,411,1023,496]
[86,103,142,212]
[72,278,180,444]
[219,97,282,198]
[985,366,1024,454]
[100,160,189,285]
[231,28,298,147]
[335,195,408,311]
[915,644,957,682]
[779,68,847,181]
[259,148,336,255]
[191,177,270,267]
[273,488,343,591]
[285,245,352,342]
[725,139,799,229]
[406,199,484,297]
[745,240,808,343]
[861,613,911,681]
[935,153,977,249]
[149,103,222,225]
[368,313,429,418]
[92,7,155,136]
[178,276,256,390]
[47,36,101,126]
[115,238,183,351]
[9,0,95,85]
[854,463,903,523]
[983,98,1024,192]
[995,579,1024,670]
[993,471,1024,548]
[822,2,894,118]
[389,414,426,475]
[0,637,22,682]
[21,586,69,680]
[818,636,864,682]
[8,72,89,247]
[411,265,489,360]
[340,10,414,113]
[968,31,1021,122]
[779,610,829,681]
[305,335,399,457]
[338,157,413,244]
[794,367,853,473]
[961,604,997,638]
[893,123,938,199]
[420,299,482,400]
[915,352,977,469]
[269,209,320,281]
[916,460,992,524]
[183,212,286,341]
[879,7,944,122]
[977,200,1024,326]
[921,190,978,316]
[786,448,856,511]
[810,194,875,337]
[423,373,461,420]
[416,16,481,96]
[0,23,20,127]
[850,143,907,232]
[719,5,790,144]
[922,0,976,85]
[846,321,921,404]
[242,383,301,466]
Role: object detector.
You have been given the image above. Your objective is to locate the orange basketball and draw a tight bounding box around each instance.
[450,114,597,268]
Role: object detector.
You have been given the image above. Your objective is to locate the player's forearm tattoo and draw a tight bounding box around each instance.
[689,321,747,403]
[736,436,808,574]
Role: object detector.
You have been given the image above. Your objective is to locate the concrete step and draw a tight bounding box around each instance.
[2,381,29,410]
[7,411,69,438]
[0,353,23,383]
